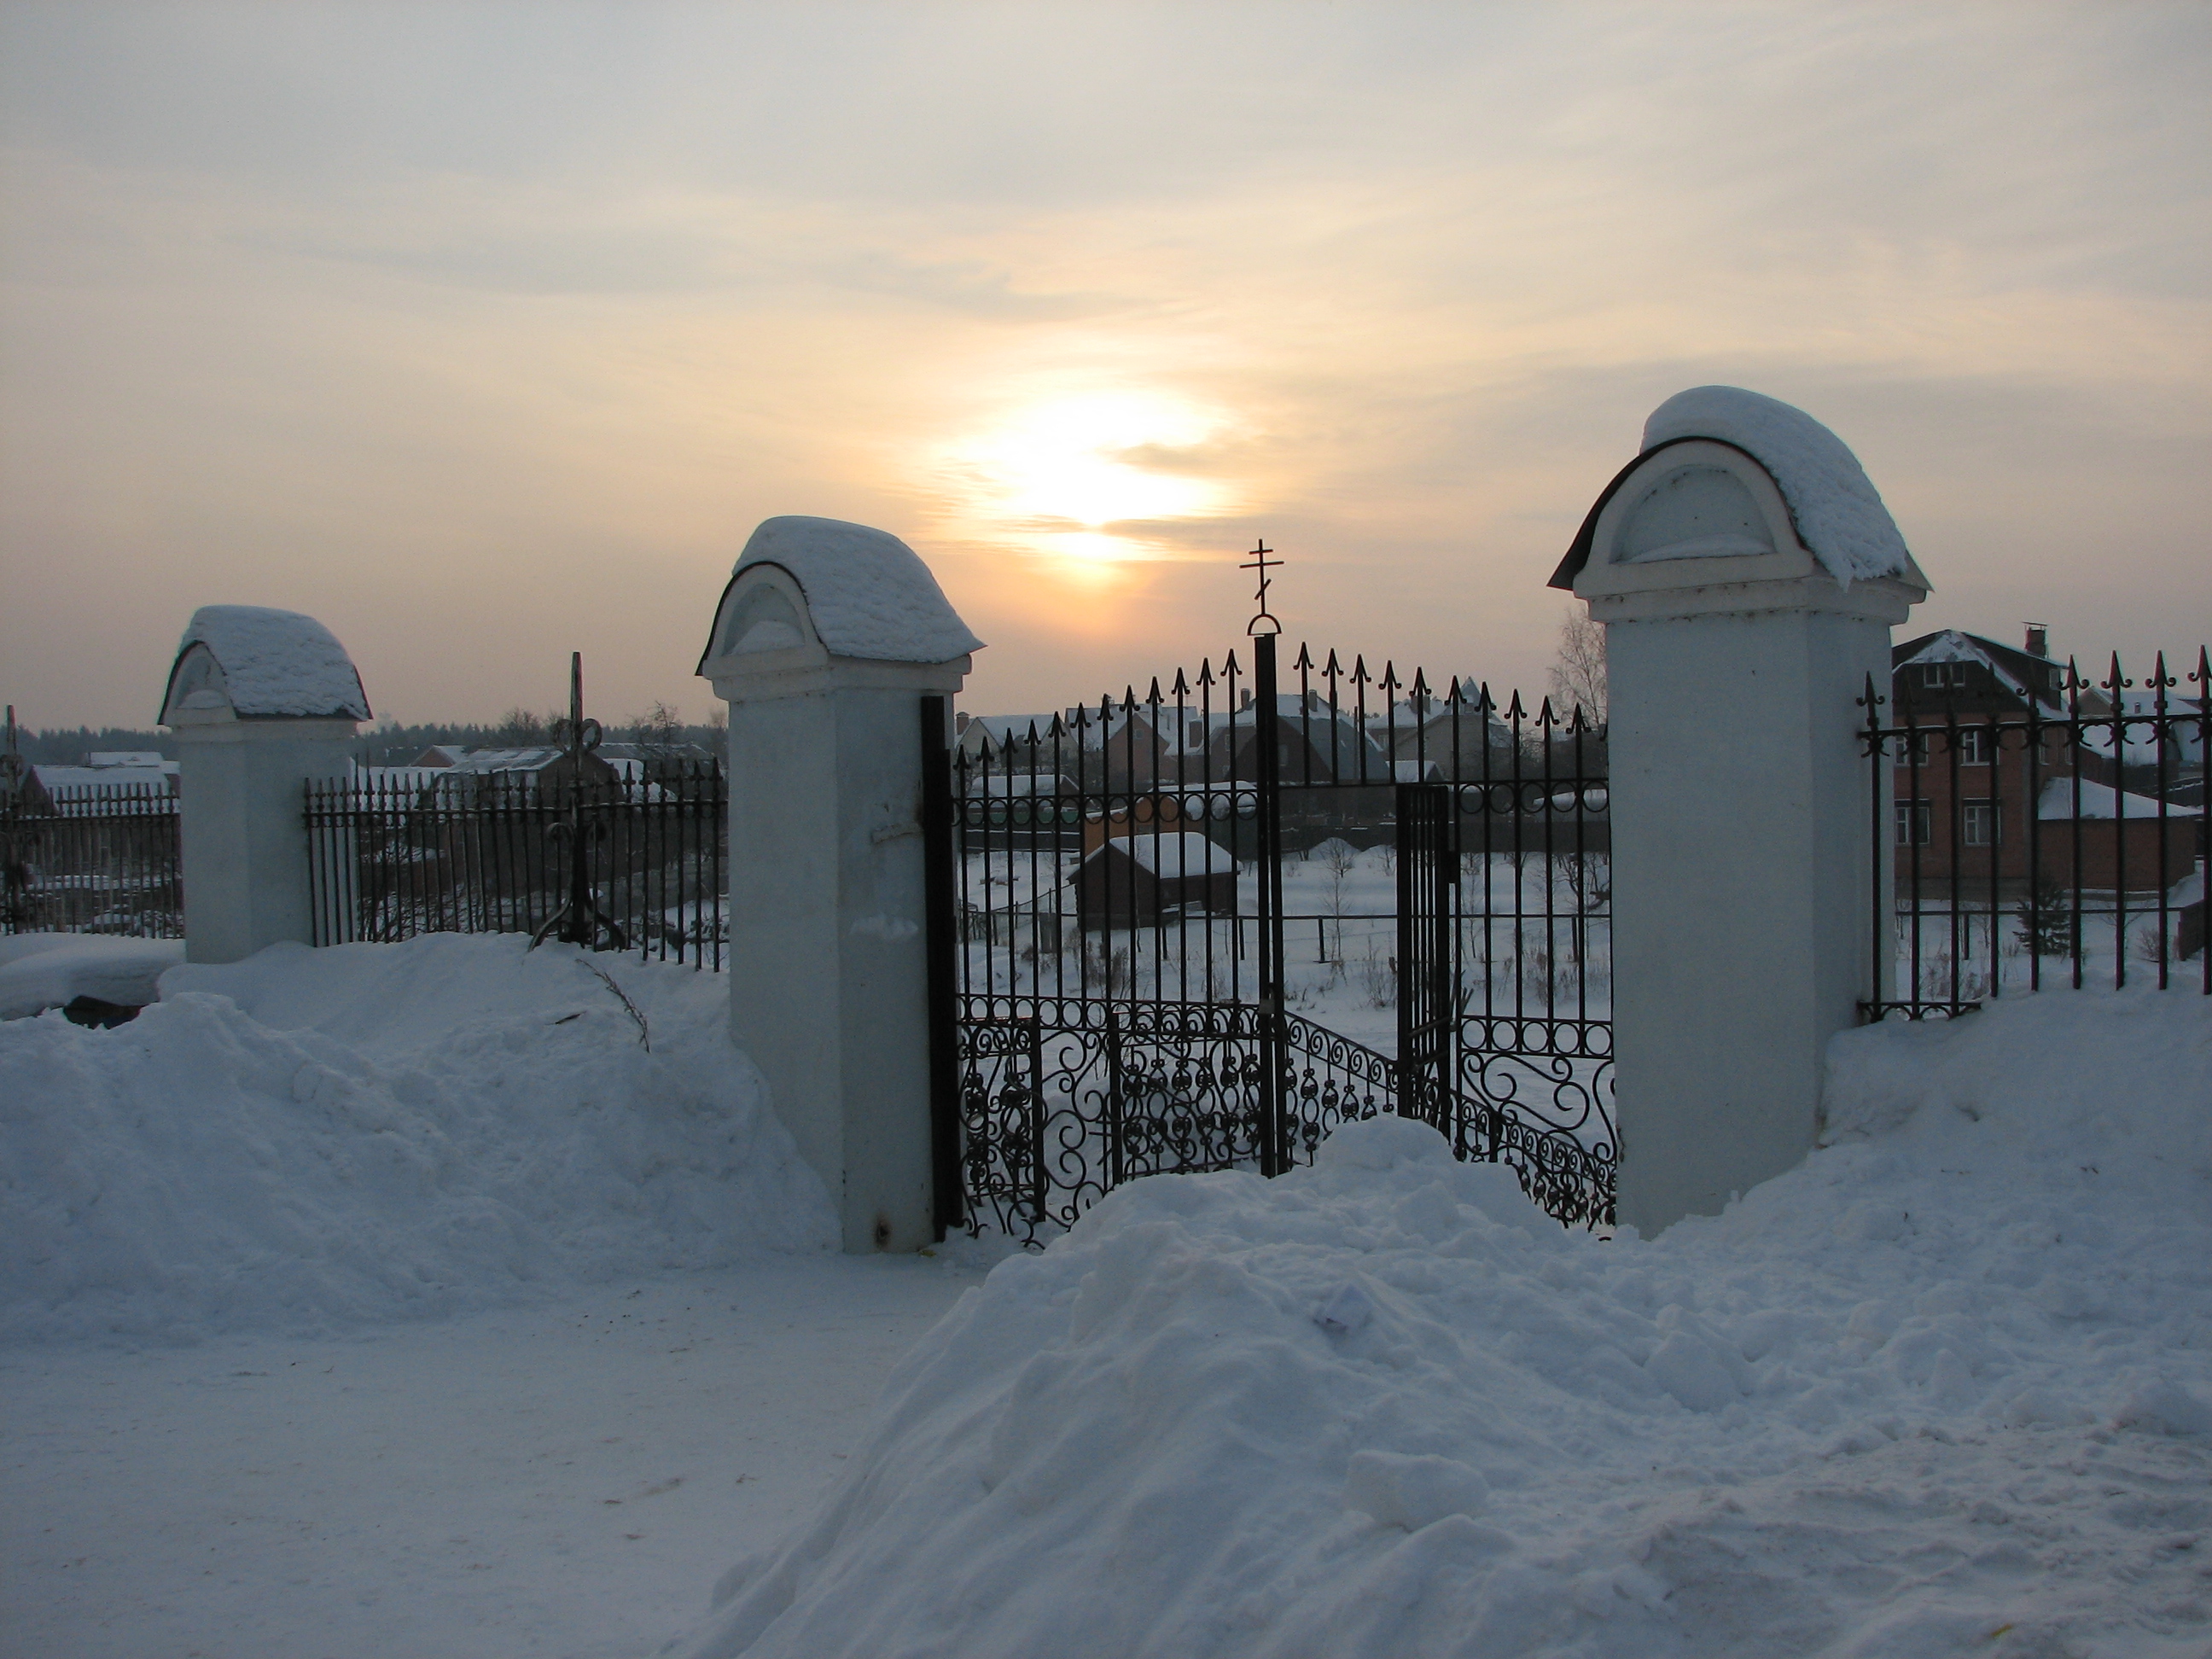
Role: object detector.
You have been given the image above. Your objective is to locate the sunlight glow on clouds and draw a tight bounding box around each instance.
[1,3,2207,727]
[932,390,1243,566]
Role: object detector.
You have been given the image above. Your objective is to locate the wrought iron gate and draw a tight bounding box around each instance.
[928,582,1615,1244]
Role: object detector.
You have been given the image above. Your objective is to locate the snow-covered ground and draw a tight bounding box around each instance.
[0,931,183,1020]
[3,1258,970,1659]
[0,934,981,1657]
[8,928,2209,1657]
[681,987,2212,1659]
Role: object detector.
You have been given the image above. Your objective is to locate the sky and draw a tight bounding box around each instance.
[3,1,2208,731]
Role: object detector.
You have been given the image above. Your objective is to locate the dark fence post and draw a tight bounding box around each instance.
[920,695,964,1241]
[1252,628,1286,1178]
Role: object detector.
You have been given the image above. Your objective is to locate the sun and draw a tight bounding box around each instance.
[943,390,1234,560]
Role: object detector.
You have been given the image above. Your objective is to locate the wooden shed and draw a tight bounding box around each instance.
[1073,832,1237,929]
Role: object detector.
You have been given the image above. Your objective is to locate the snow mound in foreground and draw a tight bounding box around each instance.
[1,934,833,1344]
[0,933,184,1019]
[685,991,2212,1659]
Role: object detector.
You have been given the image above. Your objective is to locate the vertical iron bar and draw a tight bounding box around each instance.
[1254,631,1286,1178]
[919,696,963,1240]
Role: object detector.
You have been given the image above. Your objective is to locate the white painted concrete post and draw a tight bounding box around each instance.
[158,607,369,965]
[698,517,981,1254]
[1554,391,1928,1235]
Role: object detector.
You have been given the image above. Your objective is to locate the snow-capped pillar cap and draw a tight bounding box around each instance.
[1551,387,1929,614]
[159,605,370,726]
[697,516,981,700]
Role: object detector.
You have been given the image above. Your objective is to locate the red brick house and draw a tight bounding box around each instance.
[1891,628,2202,894]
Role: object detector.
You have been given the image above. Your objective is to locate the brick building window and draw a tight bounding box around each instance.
[1962,800,2001,846]
[1895,801,1932,846]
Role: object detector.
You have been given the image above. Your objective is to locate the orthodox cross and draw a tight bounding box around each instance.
[1243,540,1282,637]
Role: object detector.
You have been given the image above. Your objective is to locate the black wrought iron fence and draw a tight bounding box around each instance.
[1861,649,2209,1018]
[304,764,726,967]
[0,782,183,938]
[940,624,1613,1243]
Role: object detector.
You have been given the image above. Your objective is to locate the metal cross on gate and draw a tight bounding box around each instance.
[1243,540,1282,637]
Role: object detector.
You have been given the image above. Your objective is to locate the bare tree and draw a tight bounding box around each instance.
[630,700,684,754]
[494,707,562,746]
[1318,838,1356,964]
[1547,609,1608,724]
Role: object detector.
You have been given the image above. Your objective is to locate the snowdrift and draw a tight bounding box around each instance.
[0,932,184,1020]
[685,991,2212,1659]
[0,934,833,1343]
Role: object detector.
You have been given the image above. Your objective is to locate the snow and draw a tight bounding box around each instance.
[3,1258,972,1659]
[160,604,372,721]
[0,931,982,1659]
[729,516,982,665]
[0,933,185,1019]
[2038,776,2203,820]
[680,987,2212,1659]
[0,934,833,1343]
[1644,387,1914,586]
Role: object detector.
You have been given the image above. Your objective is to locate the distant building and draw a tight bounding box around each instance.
[1073,832,1238,929]
[1890,626,2202,894]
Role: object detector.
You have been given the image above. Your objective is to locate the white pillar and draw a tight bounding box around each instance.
[158,606,369,965]
[699,517,980,1254]
[1556,396,1927,1234]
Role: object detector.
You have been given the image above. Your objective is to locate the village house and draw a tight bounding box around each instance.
[1891,626,2203,895]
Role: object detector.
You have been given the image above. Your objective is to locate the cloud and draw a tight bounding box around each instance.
[2,3,2207,727]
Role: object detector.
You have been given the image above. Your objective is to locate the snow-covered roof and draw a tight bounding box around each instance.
[2036,777,2201,821]
[86,751,166,768]
[1079,832,1234,879]
[721,517,983,665]
[445,747,564,774]
[1896,630,2042,706]
[160,606,370,723]
[1640,387,1911,585]
[33,765,178,794]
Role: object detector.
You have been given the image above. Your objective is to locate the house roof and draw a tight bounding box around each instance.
[1893,629,2067,711]
[1078,833,1235,879]
[1553,387,1913,590]
[32,765,177,794]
